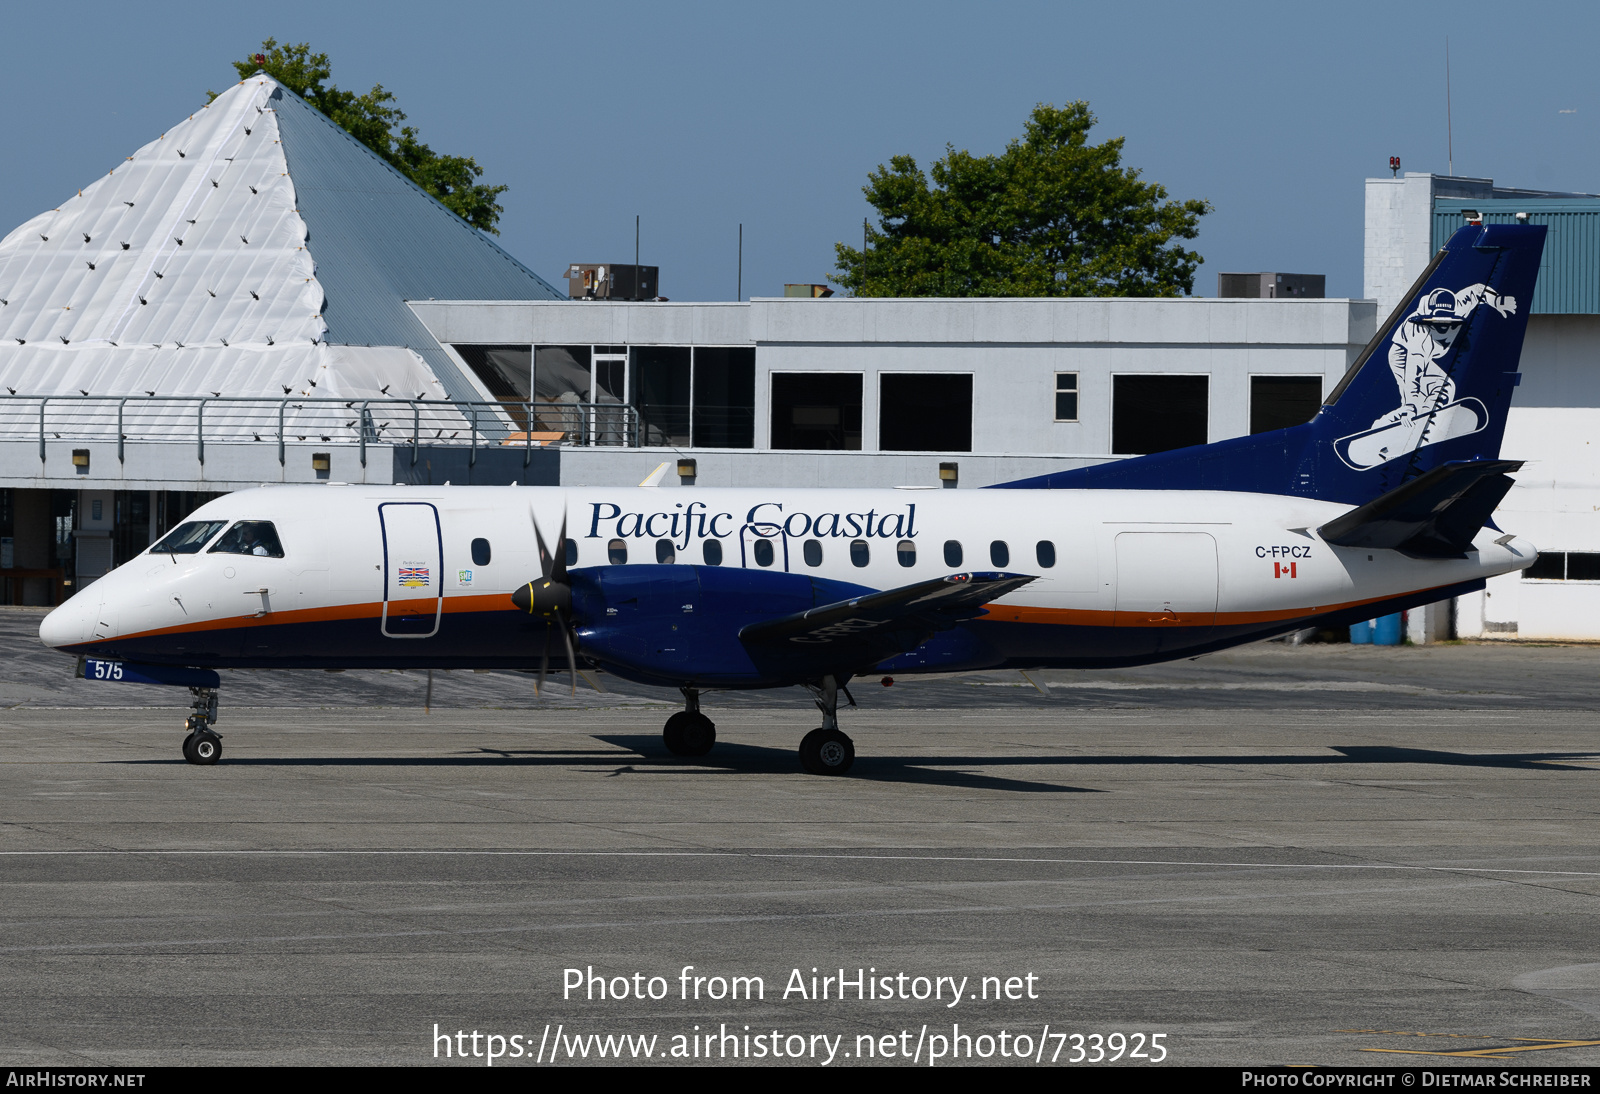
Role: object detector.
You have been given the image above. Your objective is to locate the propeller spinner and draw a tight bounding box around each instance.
[512,510,578,696]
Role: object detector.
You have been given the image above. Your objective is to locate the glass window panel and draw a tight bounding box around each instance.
[771,373,863,450]
[897,540,916,567]
[453,345,532,431]
[565,540,579,566]
[151,520,227,555]
[1250,376,1322,434]
[703,540,723,566]
[850,540,870,567]
[471,538,491,566]
[990,540,1010,567]
[879,373,973,452]
[1054,373,1079,422]
[608,538,628,565]
[533,346,593,440]
[207,521,284,558]
[1567,552,1600,580]
[1524,552,1564,579]
[630,346,691,447]
[1036,540,1056,568]
[803,539,823,567]
[944,540,963,567]
[692,347,756,448]
[753,539,775,567]
[1112,375,1209,455]
[656,539,675,564]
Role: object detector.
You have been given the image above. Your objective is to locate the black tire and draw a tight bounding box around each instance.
[799,727,854,776]
[663,711,716,757]
[181,732,199,764]
[189,730,222,766]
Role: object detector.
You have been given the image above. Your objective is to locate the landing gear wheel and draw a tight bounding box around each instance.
[663,711,716,757]
[183,729,222,766]
[799,727,854,776]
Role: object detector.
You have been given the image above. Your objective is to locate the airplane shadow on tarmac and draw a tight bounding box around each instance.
[109,740,1600,791]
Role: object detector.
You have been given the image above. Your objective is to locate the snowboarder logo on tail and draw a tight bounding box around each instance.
[1334,283,1516,470]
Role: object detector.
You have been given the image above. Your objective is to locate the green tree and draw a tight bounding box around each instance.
[832,102,1210,297]
[212,39,508,234]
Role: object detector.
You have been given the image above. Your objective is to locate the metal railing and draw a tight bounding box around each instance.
[0,395,645,467]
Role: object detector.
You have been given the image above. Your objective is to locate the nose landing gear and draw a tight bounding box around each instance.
[663,687,716,757]
[799,675,855,776]
[181,686,222,766]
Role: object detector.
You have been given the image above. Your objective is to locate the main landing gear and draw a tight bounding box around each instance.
[799,675,855,776]
[181,686,222,766]
[663,687,716,757]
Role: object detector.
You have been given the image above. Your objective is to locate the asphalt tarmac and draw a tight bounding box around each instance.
[3,606,1600,1068]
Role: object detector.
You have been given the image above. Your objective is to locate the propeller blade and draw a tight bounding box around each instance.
[535,623,550,698]
[551,511,569,583]
[531,509,553,580]
[557,607,578,696]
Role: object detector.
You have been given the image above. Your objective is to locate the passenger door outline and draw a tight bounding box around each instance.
[379,502,443,639]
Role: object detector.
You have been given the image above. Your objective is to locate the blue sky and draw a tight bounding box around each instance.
[2,1,1596,301]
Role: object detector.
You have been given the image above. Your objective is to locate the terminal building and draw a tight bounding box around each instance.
[2,78,1598,643]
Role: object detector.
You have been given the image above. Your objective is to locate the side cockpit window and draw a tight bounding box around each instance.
[150,520,228,555]
[208,521,285,558]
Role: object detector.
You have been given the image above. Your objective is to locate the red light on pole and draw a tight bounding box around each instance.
[1389,156,1401,178]
[254,53,266,67]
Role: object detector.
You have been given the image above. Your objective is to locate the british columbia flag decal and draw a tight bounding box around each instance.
[397,565,430,588]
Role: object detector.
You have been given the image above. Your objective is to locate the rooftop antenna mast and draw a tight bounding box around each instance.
[1446,37,1454,177]
[635,215,640,301]
[737,224,743,302]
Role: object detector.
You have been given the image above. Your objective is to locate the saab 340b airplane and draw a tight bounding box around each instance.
[39,223,1546,775]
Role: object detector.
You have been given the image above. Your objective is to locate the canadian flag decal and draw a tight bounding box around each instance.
[1274,562,1298,579]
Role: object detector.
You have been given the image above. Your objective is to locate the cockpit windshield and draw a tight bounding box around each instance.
[208,521,285,558]
[150,520,228,556]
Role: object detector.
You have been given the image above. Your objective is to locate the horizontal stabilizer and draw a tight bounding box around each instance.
[1317,459,1522,559]
[739,571,1033,675]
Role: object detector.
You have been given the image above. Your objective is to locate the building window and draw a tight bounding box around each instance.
[803,539,823,567]
[693,347,756,448]
[944,540,963,567]
[631,346,692,447]
[1112,375,1208,455]
[1054,373,1079,422]
[703,540,723,566]
[608,538,628,565]
[771,373,863,450]
[1250,376,1322,434]
[532,345,592,439]
[1525,552,1600,580]
[655,539,675,564]
[879,373,972,452]
[897,540,916,567]
[453,345,532,430]
[850,540,870,567]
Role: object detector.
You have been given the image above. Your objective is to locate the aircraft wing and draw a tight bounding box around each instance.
[1318,458,1523,559]
[738,571,1034,676]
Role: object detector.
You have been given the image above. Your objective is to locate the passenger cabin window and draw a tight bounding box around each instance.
[207,521,284,558]
[850,540,870,567]
[151,520,227,555]
[753,539,775,567]
[703,540,723,566]
[608,538,628,565]
[944,540,963,567]
[803,539,823,567]
[471,538,491,566]
[1036,540,1056,568]
[565,540,579,566]
[656,539,675,564]
[990,540,1009,567]
[897,540,916,567]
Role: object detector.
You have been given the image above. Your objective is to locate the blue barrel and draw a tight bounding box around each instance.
[1349,620,1373,644]
[1372,613,1404,646]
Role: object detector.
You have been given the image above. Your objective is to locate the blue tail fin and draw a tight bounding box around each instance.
[993,223,1547,505]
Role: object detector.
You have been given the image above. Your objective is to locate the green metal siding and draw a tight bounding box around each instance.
[1434,198,1600,314]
